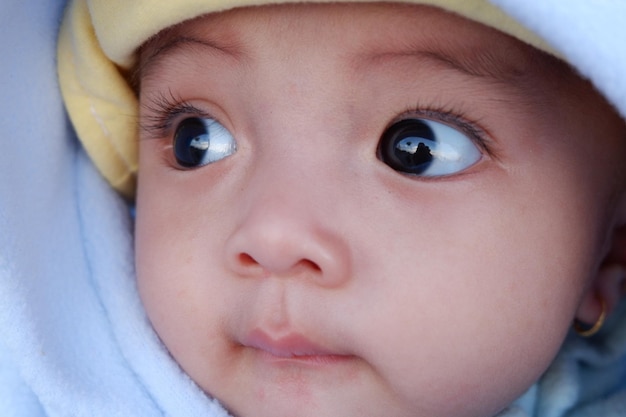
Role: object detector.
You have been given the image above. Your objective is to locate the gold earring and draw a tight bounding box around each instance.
[574,298,607,337]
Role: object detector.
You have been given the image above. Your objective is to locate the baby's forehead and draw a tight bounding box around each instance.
[140,3,546,81]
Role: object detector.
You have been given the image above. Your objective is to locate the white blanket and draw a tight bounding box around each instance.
[1,1,625,416]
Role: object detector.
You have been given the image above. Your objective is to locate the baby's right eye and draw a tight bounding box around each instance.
[173,117,237,168]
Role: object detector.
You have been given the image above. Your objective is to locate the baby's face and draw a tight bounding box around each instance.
[135,4,625,417]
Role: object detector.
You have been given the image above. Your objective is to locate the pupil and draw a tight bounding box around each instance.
[394,138,433,169]
[188,134,208,163]
[175,118,209,167]
[383,119,436,174]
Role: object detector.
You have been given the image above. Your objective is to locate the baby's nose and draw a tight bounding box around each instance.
[222,168,352,288]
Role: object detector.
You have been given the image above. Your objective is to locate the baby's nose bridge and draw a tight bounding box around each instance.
[251,45,357,141]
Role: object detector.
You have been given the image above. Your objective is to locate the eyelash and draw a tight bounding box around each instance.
[141,93,494,157]
[396,105,493,156]
[140,91,212,139]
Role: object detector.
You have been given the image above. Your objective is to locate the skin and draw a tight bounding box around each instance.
[135,4,626,417]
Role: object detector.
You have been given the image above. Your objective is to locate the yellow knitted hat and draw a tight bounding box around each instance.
[57,0,553,199]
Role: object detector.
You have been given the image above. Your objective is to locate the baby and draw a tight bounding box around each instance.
[54,1,626,417]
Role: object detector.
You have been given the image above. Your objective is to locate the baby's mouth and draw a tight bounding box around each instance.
[242,329,353,363]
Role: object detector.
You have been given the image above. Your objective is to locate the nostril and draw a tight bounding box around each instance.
[238,253,258,267]
[236,252,322,275]
[300,259,322,272]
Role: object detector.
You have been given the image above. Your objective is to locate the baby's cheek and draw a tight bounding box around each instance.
[365,297,561,417]
[352,199,586,416]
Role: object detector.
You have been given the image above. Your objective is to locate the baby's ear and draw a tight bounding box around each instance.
[575,211,626,326]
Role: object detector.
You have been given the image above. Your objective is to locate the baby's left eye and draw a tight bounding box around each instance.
[378,118,481,177]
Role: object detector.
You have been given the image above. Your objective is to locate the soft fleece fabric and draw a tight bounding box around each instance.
[1,1,626,416]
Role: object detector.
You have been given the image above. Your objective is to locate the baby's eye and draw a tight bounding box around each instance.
[378,118,481,177]
[173,117,236,168]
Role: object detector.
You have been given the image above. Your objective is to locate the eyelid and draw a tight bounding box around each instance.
[140,91,215,139]
[395,107,494,157]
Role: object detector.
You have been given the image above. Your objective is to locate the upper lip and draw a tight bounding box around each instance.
[244,329,339,358]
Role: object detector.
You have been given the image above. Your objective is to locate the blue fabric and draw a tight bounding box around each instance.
[0,1,228,415]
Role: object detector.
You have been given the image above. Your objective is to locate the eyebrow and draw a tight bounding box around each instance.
[137,36,241,85]
[365,46,529,84]
[138,33,531,92]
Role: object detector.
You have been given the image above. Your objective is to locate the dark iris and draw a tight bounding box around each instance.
[173,117,211,167]
[378,119,436,174]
